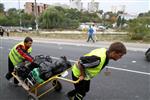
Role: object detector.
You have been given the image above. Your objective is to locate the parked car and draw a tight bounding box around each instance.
[28,27,32,31]
[97,26,106,31]
[77,24,89,31]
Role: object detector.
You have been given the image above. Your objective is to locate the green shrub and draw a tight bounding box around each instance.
[127,18,150,40]
[143,33,150,42]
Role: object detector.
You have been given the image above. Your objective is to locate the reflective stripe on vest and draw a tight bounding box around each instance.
[72,48,107,80]
[9,42,32,67]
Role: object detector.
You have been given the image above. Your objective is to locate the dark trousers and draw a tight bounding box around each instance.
[68,72,90,100]
[87,35,95,43]
[5,57,19,84]
[0,32,4,36]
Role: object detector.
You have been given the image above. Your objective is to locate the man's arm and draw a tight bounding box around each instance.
[16,45,33,62]
[77,55,101,80]
[77,60,85,80]
[79,55,101,68]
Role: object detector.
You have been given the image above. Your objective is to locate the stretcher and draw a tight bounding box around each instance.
[12,69,80,100]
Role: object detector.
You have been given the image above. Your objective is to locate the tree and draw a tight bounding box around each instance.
[110,16,117,23]
[127,17,150,40]
[117,11,124,15]
[138,13,144,17]
[39,7,80,29]
[39,7,63,29]
[65,8,81,20]
[6,8,20,26]
[116,16,122,28]
[21,12,35,27]
[0,3,4,13]
[0,15,7,26]
[121,17,126,27]
[99,10,103,15]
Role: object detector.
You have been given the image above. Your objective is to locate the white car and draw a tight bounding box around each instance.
[28,27,32,31]
[97,26,106,31]
[78,24,89,31]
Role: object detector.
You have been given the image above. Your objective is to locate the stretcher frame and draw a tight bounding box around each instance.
[12,69,80,100]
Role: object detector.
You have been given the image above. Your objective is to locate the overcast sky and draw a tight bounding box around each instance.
[0,0,150,15]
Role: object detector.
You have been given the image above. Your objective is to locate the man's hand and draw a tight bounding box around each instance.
[79,75,84,81]
[104,68,111,76]
[22,62,26,65]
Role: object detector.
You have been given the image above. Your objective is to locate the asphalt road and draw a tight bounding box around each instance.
[0,37,150,100]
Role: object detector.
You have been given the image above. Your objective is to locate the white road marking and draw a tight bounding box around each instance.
[0,47,3,49]
[107,66,150,76]
[51,56,150,76]
[132,60,136,63]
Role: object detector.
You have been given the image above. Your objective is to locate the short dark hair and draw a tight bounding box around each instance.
[24,37,33,43]
[108,42,127,54]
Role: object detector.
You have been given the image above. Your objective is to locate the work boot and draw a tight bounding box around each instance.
[5,73,11,80]
[67,95,74,100]
[67,93,74,100]
[67,90,76,100]
[74,93,83,100]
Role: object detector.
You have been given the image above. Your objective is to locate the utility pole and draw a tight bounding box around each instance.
[34,0,39,34]
[18,0,22,30]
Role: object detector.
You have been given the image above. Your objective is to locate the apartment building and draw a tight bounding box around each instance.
[88,1,99,13]
[24,2,49,15]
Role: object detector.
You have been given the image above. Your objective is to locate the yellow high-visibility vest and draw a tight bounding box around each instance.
[72,48,107,80]
[9,42,32,67]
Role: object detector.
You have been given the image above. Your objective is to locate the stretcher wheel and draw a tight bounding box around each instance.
[52,80,62,92]
[28,94,38,100]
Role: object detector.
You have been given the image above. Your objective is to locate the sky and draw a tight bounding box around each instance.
[0,0,150,15]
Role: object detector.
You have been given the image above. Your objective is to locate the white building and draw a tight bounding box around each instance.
[70,0,83,11]
[119,13,137,20]
[111,5,126,13]
[88,0,99,13]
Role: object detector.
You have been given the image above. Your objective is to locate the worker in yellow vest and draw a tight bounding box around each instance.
[67,42,127,100]
[5,37,34,85]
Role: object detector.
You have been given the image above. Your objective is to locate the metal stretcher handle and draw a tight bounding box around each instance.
[54,76,80,84]
[11,72,30,91]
